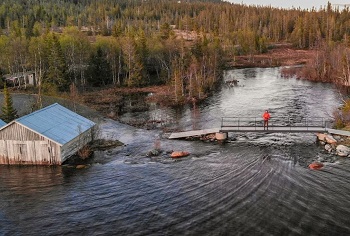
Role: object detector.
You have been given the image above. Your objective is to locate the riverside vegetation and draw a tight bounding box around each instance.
[1,1,350,127]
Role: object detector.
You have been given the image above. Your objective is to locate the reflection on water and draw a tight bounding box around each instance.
[0,166,64,195]
[1,67,350,236]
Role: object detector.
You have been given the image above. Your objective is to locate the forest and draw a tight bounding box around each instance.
[1,0,350,107]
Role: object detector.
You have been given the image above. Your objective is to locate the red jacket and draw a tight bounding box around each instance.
[263,112,271,120]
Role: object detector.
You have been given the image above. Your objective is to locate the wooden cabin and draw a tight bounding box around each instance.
[0,103,96,165]
[3,71,36,88]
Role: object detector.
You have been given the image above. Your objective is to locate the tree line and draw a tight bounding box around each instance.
[0,25,223,104]
[3,1,350,48]
[1,0,350,104]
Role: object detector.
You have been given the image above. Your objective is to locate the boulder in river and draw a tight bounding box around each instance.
[317,133,337,145]
[324,144,333,153]
[147,149,161,157]
[171,151,190,158]
[76,164,88,169]
[308,162,324,170]
[336,145,350,157]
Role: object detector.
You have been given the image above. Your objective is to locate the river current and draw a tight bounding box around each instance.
[1,67,350,236]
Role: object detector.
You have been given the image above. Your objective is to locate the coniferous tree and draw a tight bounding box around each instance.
[45,33,68,92]
[1,84,17,123]
[87,47,112,86]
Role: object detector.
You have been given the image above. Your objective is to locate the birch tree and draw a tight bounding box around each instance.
[29,36,46,109]
[122,35,143,87]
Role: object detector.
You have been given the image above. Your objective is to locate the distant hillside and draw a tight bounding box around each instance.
[1,0,350,102]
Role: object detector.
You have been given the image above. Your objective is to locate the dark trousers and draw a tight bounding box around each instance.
[264,120,269,130]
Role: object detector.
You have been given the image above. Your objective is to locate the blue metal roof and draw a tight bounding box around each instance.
[16,103,95,145]
[0,119,6,127]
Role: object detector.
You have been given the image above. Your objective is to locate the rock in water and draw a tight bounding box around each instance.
[76,165,87,169]
[171,151,190,158]
[308,162,324,170]
[317,133,337,144]
[336,145,350,157]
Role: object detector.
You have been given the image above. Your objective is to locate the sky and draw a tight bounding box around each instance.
[229,1,350,10]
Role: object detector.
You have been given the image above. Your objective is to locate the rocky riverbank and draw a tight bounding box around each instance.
[317,133,350,157]
[311,132,350,169]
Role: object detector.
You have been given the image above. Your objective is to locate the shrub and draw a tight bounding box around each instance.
[77,145,92,159]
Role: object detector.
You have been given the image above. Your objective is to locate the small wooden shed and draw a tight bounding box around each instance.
[4,71,36,87]
[0,103,96,165]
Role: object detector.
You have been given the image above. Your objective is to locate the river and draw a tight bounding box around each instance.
[1,67,349,236]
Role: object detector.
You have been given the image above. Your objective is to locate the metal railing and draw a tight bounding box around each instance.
[221,117,330,130]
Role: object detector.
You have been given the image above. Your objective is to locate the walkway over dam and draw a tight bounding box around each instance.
[169,117,333,139]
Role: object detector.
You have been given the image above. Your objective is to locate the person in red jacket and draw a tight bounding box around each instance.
[263,110,271,130]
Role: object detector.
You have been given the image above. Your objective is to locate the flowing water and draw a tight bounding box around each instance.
[1,67,349,236]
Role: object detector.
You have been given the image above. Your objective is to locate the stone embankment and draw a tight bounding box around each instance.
[317,133,350,157]
[308,132,350,170]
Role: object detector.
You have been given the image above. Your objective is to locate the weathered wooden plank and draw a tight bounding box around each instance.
[327,129,350,137]
[0,120,63,165]
[61,129,92,163]
[0,140,8,164]
[169,126,329,140]
[0,123,41,141]
[169,128,221,139]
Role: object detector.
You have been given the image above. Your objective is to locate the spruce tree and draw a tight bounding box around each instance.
[1,84,18,123]
[87,47,112,86]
